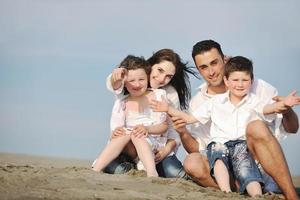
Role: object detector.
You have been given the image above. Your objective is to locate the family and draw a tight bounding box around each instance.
[93,40,300,199]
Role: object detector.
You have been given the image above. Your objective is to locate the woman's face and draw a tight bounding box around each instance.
[150,60,176,89]
[124,68,148,97]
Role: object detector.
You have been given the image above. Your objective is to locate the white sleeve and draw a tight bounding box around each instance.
[164,85,180,109]
[110,99,125,133]
[191,99,212,124]
[158,87,182,147]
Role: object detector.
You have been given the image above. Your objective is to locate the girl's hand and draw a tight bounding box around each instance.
[111,68,127,90]
[131,125,148,138]
[111,126,126,139]
[150,95,169,112]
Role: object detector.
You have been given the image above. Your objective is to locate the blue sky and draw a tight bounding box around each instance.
[1,0,300,175]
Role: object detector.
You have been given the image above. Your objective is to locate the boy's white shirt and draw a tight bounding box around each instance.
[191,91,276,145]
[106,73,181,147]
[188,78,288,153]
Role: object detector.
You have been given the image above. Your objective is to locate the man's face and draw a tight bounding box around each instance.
[194,48,225,87]
[124,69,148,97]
[224,71,252,99]
[150,60,176,89]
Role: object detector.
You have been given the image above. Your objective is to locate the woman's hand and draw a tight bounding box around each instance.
[150,95,169,112]
[154,147,169,163]
[131,125,148,138]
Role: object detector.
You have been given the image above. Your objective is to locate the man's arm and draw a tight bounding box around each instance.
[282,109,299,133]
[271,91,300,133]
[171,116,199,153]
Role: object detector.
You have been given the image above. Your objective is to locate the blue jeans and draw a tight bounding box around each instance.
[207,140,263,193]
[156,154,189,179]
[104,153,189,179]
[103,153,135,174]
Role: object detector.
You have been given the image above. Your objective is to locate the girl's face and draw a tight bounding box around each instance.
[150,60,176,89]
[124,68,148,97]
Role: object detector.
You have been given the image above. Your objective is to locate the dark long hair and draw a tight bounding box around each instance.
[148,49,199,109]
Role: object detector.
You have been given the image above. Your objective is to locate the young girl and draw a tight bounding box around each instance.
[92,55,168,177]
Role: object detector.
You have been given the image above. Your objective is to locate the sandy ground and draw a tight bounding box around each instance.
[0,152,299,200]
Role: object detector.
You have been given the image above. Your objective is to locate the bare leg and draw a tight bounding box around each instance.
[246,181,262,197]
[93,135,131,172]
[183,153,218,188]
[214,160,231,192]
[246,120,299,200]
[131,136,158,177]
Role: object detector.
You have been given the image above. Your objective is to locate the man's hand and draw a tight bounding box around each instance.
[150,95,169,112]
[111,126,126,139]
[111,68,127,90]
[171,116,188,135]
[131,125,148,138]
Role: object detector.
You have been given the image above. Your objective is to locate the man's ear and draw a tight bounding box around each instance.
[224,55,231,64]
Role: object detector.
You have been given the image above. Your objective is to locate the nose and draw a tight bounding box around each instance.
[237,80,243,87]
[158,75,167,85]
[132,81,141,88]
[208,67,215,76]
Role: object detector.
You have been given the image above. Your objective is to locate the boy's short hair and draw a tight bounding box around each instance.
[119,55,151,75]
[192,40,224,61]
[224,56,254,80]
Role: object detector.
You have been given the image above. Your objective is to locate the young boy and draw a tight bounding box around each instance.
[151,56,299,196]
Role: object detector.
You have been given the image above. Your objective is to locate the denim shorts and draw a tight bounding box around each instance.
[207,140,263,193]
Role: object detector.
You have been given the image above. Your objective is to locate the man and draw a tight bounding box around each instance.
[172,40,299,199]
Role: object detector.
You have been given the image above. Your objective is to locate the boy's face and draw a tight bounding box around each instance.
[125,68,148,97]
[224,71,252,99]
[194,48,225,88]
[150,60,176,89]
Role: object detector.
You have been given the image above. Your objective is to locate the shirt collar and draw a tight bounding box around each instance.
[220,91,253,106]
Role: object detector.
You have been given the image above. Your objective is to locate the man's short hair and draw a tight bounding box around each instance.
[192,40,224,60]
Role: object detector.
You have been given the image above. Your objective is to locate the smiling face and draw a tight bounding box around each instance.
[224,71,252,101]
[194,48,225,88]
[149,60,176,89]
[124,68,148,97]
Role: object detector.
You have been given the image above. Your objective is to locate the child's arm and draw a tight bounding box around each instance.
[106,68,128,95]
[146,121,168,135]
[263,91,300,115]
[150,96,198,124]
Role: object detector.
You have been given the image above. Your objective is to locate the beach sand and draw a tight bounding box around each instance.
[0,152,299,200]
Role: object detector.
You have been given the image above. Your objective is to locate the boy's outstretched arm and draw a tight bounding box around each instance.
[264,90,300,115]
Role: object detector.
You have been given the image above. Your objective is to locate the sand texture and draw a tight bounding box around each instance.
[0,152,299,200]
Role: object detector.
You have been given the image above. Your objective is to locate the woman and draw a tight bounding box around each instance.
[104,49,198,178]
